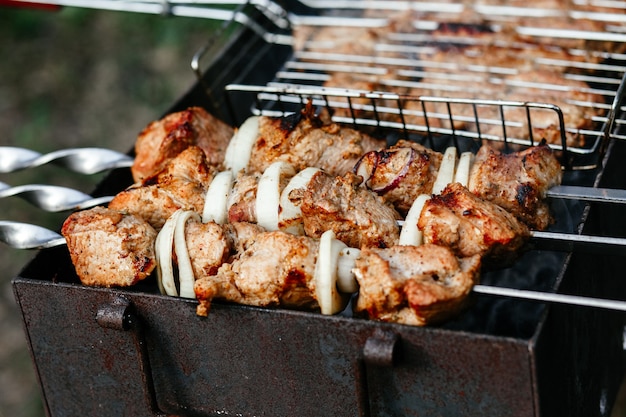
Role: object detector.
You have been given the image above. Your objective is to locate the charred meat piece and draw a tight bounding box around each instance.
[62,206,157,288]
[353,244,481,326]
[194,231,320,316]
[110,146,215,230]
[247,103,385,176]
[289,170,401,249]
[132,106,233,182]
[468,142,562,230]
[354,140,443,215]
[418,182,530,266]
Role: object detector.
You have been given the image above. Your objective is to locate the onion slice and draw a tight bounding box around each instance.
[224,116,259,174]
[202,170,234,224]
[337,247,360,294]
[174,210,201,299]
[454,151,474,187]
[372,147,416,194]
[431,146,457,195]
[278,167,321,235]
[315,230,351,315]
[353,148,416,194]
[155,209,200,298]
[256,161,296,231]
[353,150,379,188]
[155,210,180,296]
[398,194,430,246]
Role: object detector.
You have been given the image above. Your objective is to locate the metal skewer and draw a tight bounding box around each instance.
[0,181,114,212]
[473,284,626,312]
[0,221,66,250]
[0,146,133,174]
[547,185,626,204]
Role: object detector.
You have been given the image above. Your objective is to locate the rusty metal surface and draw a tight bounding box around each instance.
[13,278,538,417]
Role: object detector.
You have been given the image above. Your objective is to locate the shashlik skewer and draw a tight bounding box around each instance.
[0,98,618,209]
[7,218,626,316]
[4,176,626,216]
[0,105,613,264]
[109,129,533,266]
[156,206,481,325]
[0,106,606,257]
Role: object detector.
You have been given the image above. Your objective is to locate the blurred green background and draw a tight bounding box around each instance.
[0,5,221,416]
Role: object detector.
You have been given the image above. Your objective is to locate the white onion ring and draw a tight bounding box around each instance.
[174,210,201,298]
[224,116,259,174]
[336,247,360,294]
[454,151,474,187]
[155,209,200,298]
[315,230,351,315]
[155,210,182,296]
[202,170,234,224]
[278,167,321,235]
[398,194,430,246]
[256,161,296,231]
[431,147,457,195]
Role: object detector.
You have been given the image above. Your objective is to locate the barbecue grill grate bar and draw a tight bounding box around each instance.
[224,83,605,169]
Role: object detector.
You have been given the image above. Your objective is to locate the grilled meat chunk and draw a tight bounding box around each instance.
[418,182,530,265]
[194,231,320,316]
[468,142,562,230]
[132,106,233,182]
[354,140,443,215]
[185,220,232,279]
[353,244,481,326]
[289,170,401,248]
[223,221,266,254]
[183,219,266,282]
[62,206,157,288]
[109,146,215,230]
[226,171,261,224]
[247,103,384,176]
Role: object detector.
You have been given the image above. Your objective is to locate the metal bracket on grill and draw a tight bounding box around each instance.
[363,329,399,367]
[96,298,166,416]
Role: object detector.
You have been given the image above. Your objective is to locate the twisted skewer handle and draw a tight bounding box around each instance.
[0,181,114,212]
[0,221,66,250]
[0,146,133,174]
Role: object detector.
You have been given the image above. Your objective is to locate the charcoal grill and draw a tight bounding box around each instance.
[8,1,626,416]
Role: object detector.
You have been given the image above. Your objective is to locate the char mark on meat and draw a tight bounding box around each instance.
[468,142,562,230]
[289,170,401,249]
[418,182,530,267]
[353,244,481,326]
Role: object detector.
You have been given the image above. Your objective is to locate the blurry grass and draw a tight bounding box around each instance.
[0,6,222,417]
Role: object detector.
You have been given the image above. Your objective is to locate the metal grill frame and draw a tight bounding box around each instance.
[191,0,626,170]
